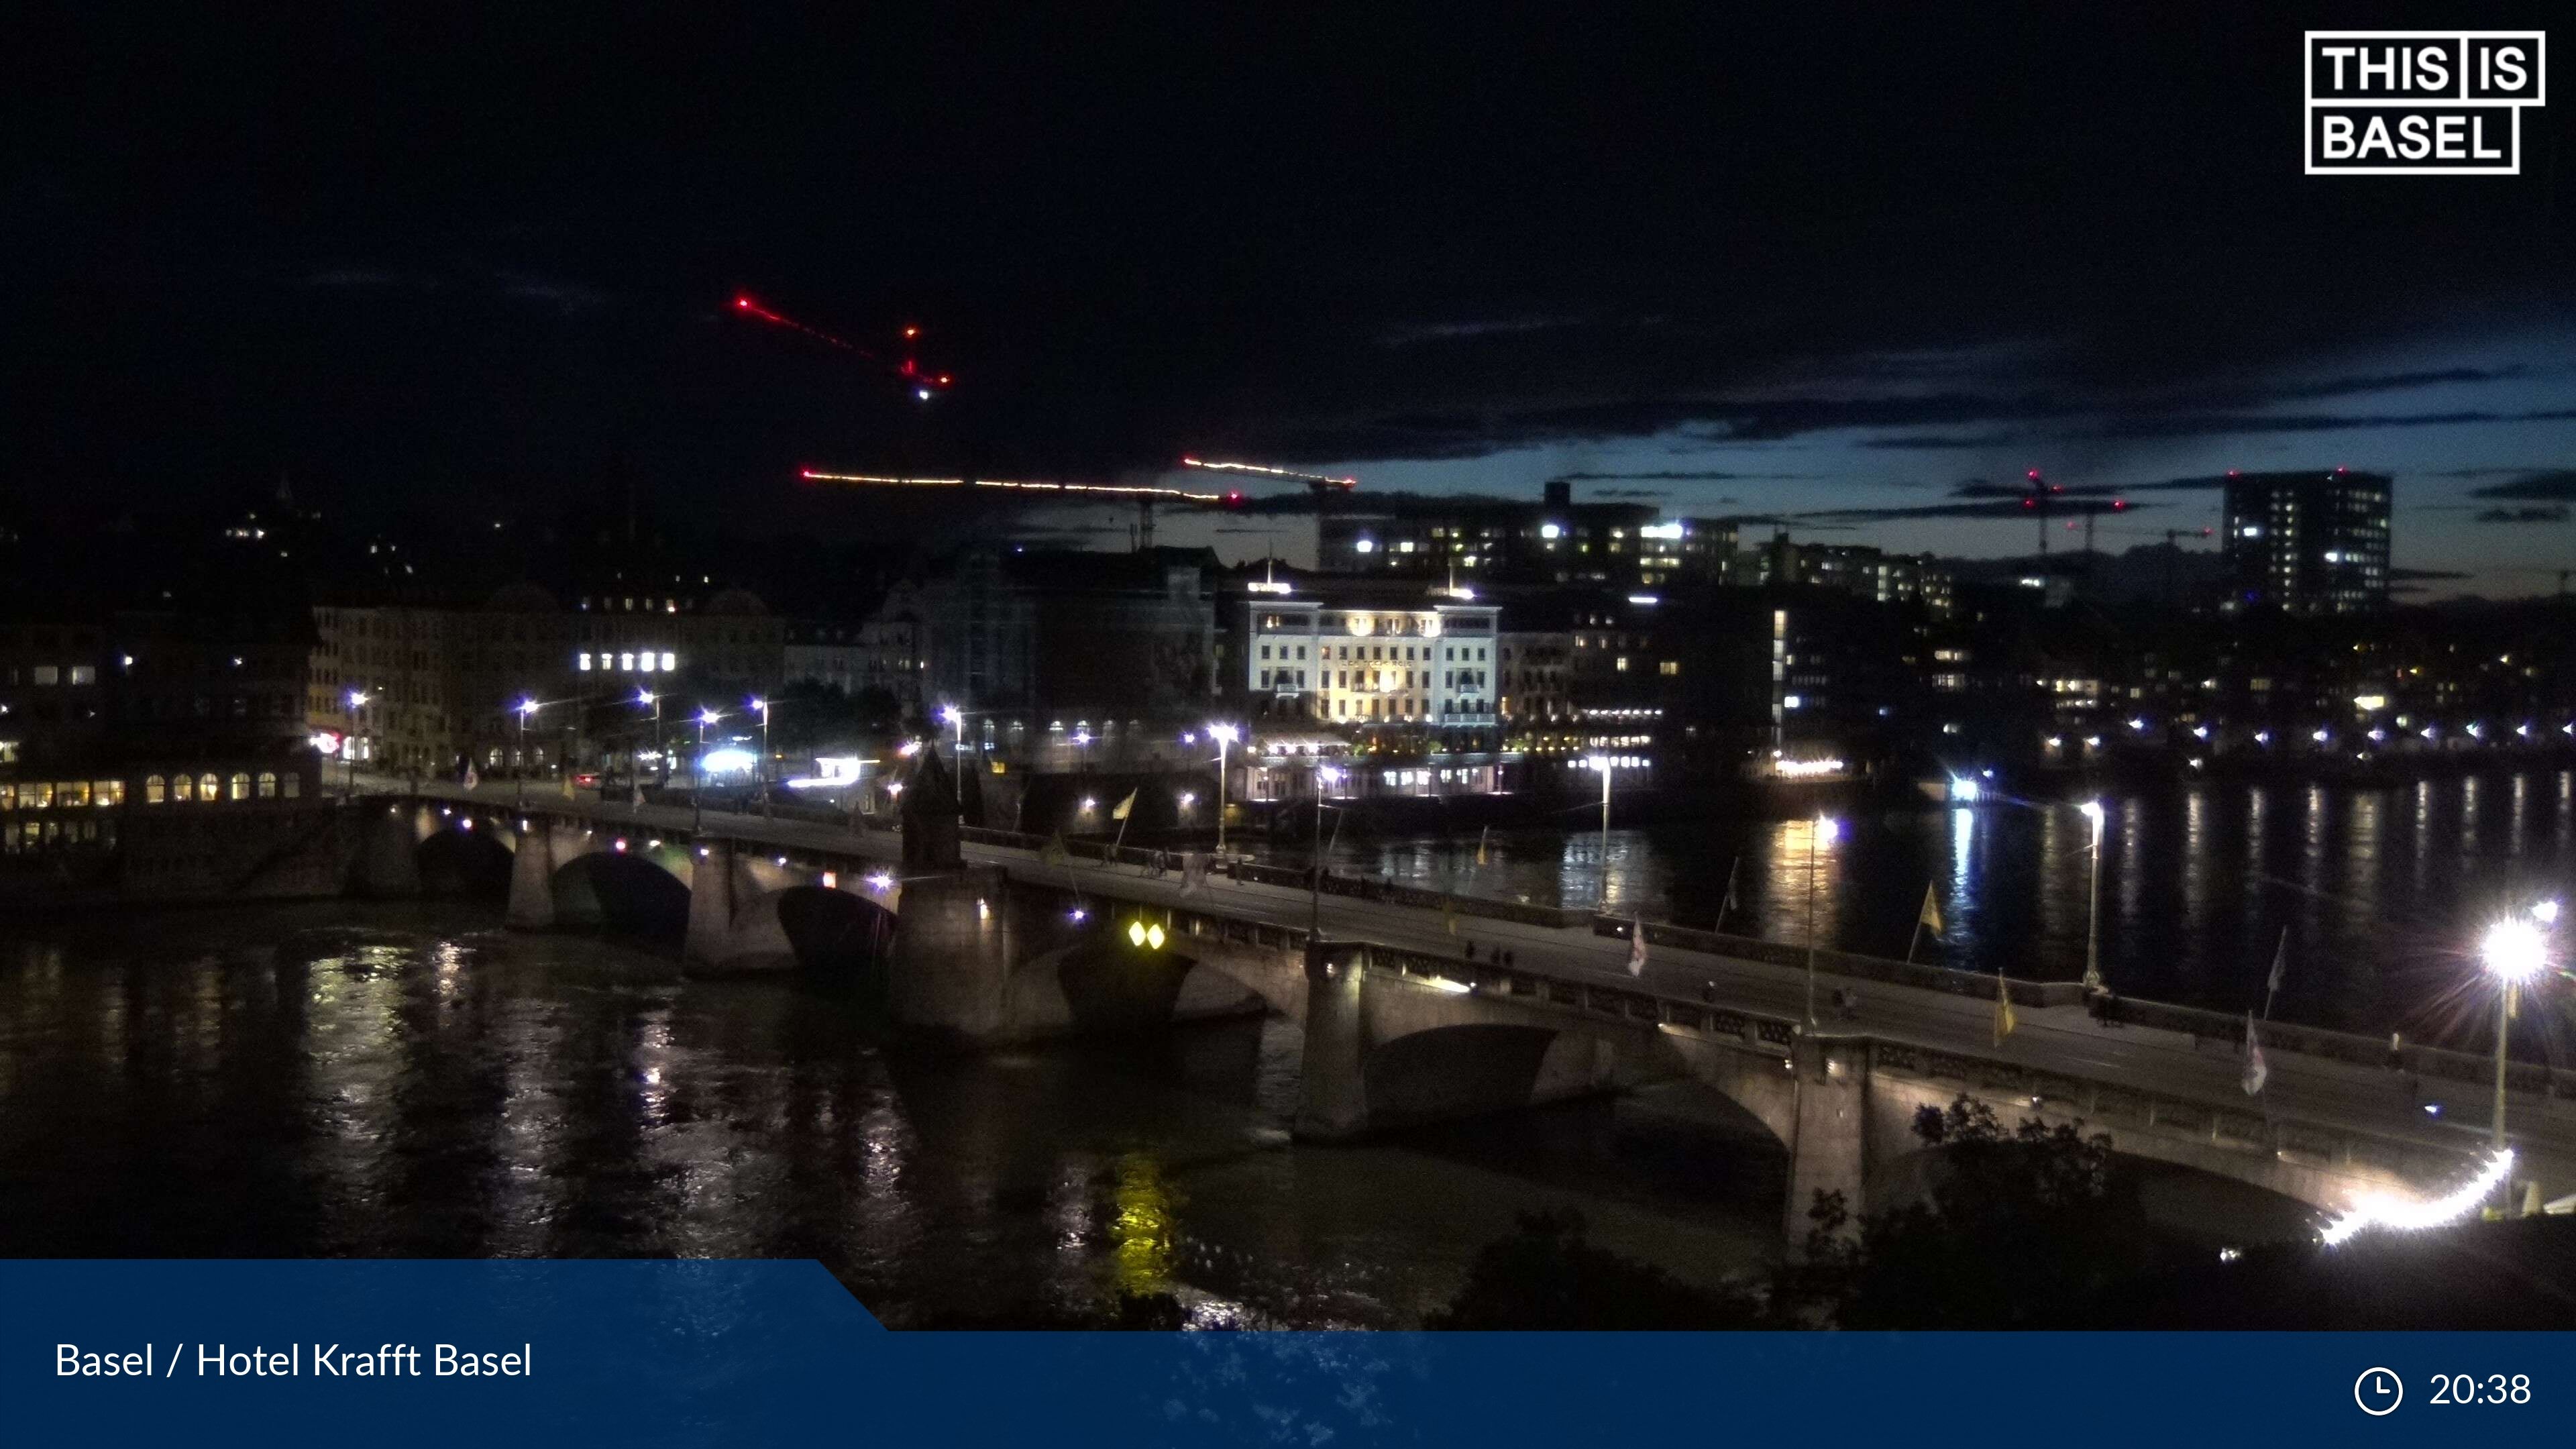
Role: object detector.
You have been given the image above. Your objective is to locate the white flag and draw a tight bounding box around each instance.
[462,765,480,791]
[1179,854,1205,895]
[2265,931,2288,997]
[1627,919,1648,975]
[2242,1012,2269,1096]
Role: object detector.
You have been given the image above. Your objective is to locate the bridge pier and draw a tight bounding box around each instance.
[684,840,739,966]
[504,818,555,929]
[1782,1034,1868,1253]
[1293,941,1372,1142]
[885,865,1017,1041]
[353,804,423,899]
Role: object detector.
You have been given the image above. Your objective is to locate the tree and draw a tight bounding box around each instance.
[1779,1097,2155,1329]
[1428,1210,1766,1329]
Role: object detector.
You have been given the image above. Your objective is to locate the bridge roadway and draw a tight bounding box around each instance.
[400,780,2575,1194]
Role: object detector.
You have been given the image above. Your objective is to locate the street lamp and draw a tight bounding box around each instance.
[2079,800,2106,991]
[749,696,771,818]
[1805,813,1841,1028]
[637,688,661,802]
[2481,916,2548,1197]
[939,704,966,830]
[694,707,720,830]
[344,688,368,796]
[1208,722,1239,860]
[514,698,539,806]
[1310,761,1340,938]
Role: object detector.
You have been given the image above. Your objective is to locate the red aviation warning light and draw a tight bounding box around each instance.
[731,294,954,398]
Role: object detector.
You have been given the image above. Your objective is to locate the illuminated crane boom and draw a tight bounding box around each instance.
[1180,457,1358,492]
[799,470,1239,549]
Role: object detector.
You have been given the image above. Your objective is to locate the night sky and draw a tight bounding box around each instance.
[6,7,2572,592]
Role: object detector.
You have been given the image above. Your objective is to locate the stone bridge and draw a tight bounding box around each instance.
[349,792,2553,1246]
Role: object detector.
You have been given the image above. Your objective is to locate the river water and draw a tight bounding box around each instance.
[0,902,1784,1328]
[1261,767,2576,1056]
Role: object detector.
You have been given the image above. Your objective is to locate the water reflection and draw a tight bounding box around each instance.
[0,902,1782,1328]
[1278,766,2576,1039]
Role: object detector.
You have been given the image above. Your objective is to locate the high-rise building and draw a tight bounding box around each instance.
[2220,469,2392,615]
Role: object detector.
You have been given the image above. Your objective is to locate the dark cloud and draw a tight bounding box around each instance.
[2473,506,2571,525]
[1547,470,1813,482]
[2470,470,2576,502]
[2391,568,2474,582]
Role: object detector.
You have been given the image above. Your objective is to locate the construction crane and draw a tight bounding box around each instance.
[799,470,1248,550]
[730,293,956,402]
[1954,469,2128,555]
[1179,457,1358,500]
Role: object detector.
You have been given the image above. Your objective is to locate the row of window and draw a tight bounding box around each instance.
[578,651,679,673]
[0,665,98,686]
[0,772,301,810]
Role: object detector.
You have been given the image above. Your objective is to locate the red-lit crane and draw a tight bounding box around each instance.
[730,293,955,401]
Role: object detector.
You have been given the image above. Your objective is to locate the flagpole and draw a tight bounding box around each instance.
[1906,882,1931,963]
[2262,927,2286,1020]
[1719,855,1739,929]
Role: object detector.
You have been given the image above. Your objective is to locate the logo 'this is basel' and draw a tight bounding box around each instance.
[2306,32,2546,174]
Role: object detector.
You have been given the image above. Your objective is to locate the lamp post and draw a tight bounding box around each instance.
[344,688,368,796]
[514,698,539,807]
[940,704,966,830]
[1589,754,1614,901]
[2481,913,2548,1209]
[749,696,772,818]
[1209,722,1239,861]
[694,708,719,831]
[637,688,662,790]
[2080,800,2106,992]
[1310,761,1339,938]
[1805,813,1841,1028]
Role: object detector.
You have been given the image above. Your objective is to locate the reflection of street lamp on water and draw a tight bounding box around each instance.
[2079,800,2106,992]
[2481,910,2550,1213]
[1805,814,1841,1028]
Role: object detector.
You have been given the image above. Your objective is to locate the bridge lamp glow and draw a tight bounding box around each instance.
[1815,814,1841,845]
[2191,724,2208,739]
[938,705,962,728]
[636,688,654,706]
[1080,797,1097,812]
[865,871,895,892]
[347,689,370,710]
[516,698,537,718]
[2482,918,2548,985]
[613,839,627,853]
[2079,800,2104,833]
[1207,722,1239,745]
[2320,1148,2515,1247]
[1177,792,1195,809]
[2534,900,2561,926]
[1069,907,1088,923]
[1949,777,1980,803]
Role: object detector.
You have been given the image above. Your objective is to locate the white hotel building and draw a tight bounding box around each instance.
[1244,596,1501,729]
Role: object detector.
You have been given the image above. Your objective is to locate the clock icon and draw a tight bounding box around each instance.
[2355,1367,2404,1416]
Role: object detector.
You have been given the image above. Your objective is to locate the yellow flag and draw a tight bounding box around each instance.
[1443,896,1458,936]
[1040,833,1069,867]
[1918,883,1943,936]
[1474,826,1489,868]
[1993,975,2017,1045]
[1110,789,1137,821]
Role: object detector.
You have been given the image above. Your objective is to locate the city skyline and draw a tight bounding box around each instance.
[7,9,2572,598]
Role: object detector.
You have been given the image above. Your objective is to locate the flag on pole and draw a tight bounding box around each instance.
[1110,789,1137,821]
[1627,919,1648,975]
[1993,971,2017,1045]
[1179,853,1205,894]
[1719,855,1740,926]
[1443,896,1458,936]
[2243,1012,2269,1095]
[559,773,576,801]
[631,780,645,808]
[1918,884,1943,936]
[462,765,480,791]
[1040,833,1069,867]
[1474,826,1490,869]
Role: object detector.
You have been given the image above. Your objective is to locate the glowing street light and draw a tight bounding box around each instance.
[1805,813,1842,1027]
[2080,800,2106,992]
[2482,915,2549,1201]
[343,688,370,795]
[749,697,772,818]
[694,708,720,830]
[637,689,663,800]
[1208,722,1240,860]
[514,697,540,806]
[938,704,967,830]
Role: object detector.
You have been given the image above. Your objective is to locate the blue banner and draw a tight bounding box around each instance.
[4,1260,2562,1446]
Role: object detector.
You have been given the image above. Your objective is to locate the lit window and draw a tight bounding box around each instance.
[282,774,299,799]
[579,653,594,671]
[229,773,251,801]
[257,771,277,799]
[199,773,219,802]
[172,773,195,802]
[660,652,675,670]
[620,653,635,671]
[32,665,58,686]
[145,774,166,804]
[68,665,95,686]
